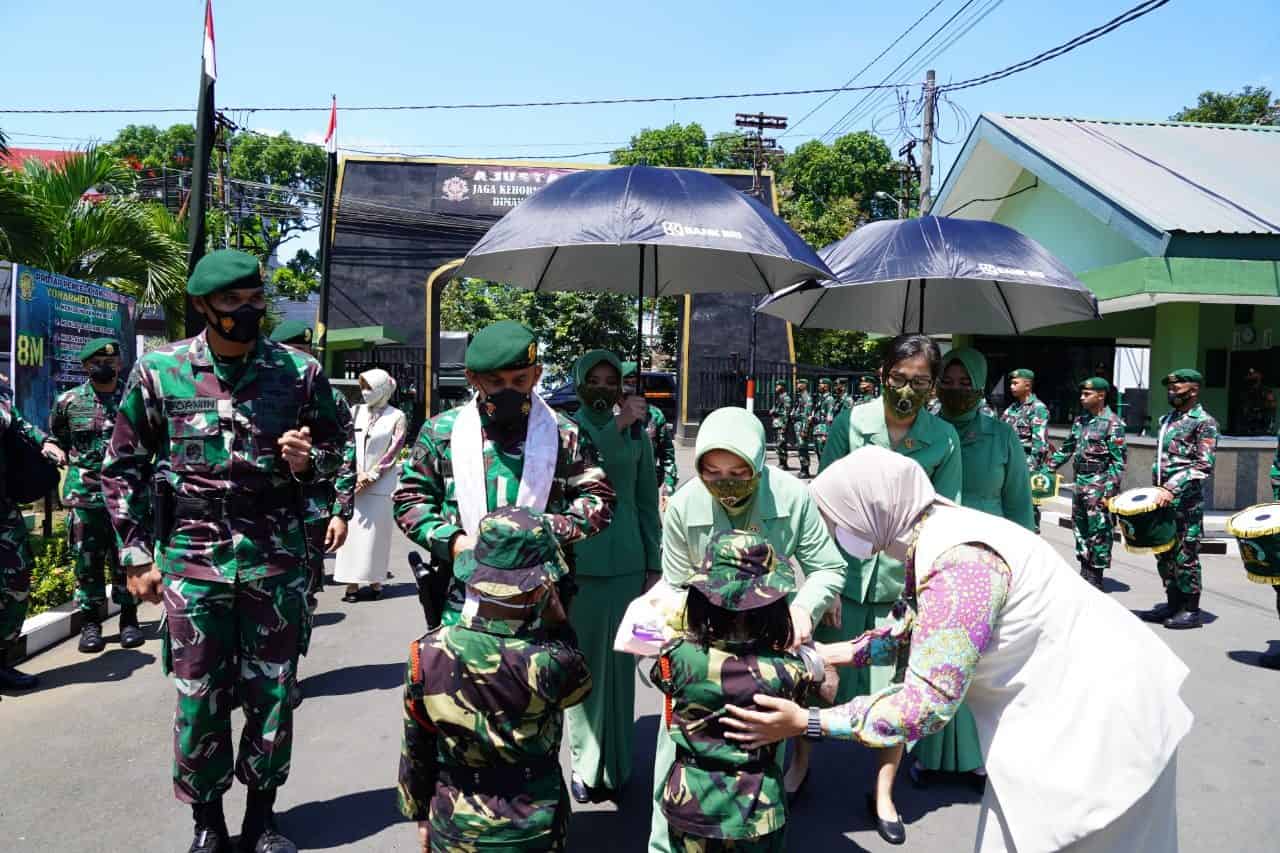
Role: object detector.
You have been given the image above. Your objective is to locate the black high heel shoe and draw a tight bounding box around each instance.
[866,793,906,845]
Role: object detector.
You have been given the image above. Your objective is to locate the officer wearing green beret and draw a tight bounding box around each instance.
[770,381,793,470]
[1002,369,1051,532]
[790,379,815,478]
[101,249,348,853]
[854,373,879,404]
[1138,369,1219,629]
[1048,378,1127,589]
[46,337,140,653]
[393,319,617,627]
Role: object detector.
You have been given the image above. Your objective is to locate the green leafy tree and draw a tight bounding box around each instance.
[610,122,751,169]
[270,248,321,300]
[1171,86,1277,124]
[104,123,197,170]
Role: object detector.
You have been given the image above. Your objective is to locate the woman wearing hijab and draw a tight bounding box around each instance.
[565,350,661,803]
[914,348,1034,783]
[647,405,846,853]
[335,368,407,601]
[723,447,1191,853]
[811,334,961,843]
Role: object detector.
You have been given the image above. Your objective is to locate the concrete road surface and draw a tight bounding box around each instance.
[2,446,1277,851]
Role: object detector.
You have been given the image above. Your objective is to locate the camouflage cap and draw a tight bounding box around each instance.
[78,336,119,361]
[269,319,314,346]
[1080,376,1110,392]
[1162,368,1203,386]
[453,506,569,597]
[465,320,539,372]
[688,530,796,611]
[187,249,262,296]
[1010,368,1035,380]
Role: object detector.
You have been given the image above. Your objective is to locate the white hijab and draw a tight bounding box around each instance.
[360,368,396,410]
[808,446,951,556]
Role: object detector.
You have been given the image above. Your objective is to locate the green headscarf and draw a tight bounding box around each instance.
[574,349,623,427]
[939,347,988,423]
[694,407,766,517]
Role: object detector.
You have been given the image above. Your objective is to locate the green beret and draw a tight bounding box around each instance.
[1162,368,1203,386]
[1080,377,1110,392]
[187,249,262,296]
[1010,368,1035,380]
[796,378,809,387]
[465,320,539,372]
[270,320,314,346]
[621,361,639,379]
[78,337,119,361]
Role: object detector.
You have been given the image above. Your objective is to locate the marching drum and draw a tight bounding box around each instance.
[1108,487,1176,555]
[1227,503,1280,585]
[1030,471,1060,505]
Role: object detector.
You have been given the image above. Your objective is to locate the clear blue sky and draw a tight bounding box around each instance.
[4,0,1277,254]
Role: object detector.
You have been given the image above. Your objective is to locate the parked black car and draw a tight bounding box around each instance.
[544,370,678,424]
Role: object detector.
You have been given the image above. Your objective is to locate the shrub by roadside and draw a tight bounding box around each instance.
[27,524,76,617]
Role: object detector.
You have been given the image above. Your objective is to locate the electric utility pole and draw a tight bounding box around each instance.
[919,70,936,214]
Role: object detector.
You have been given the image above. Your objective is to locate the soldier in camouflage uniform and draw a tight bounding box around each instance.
[1002,368,1051,532]
[1048,378,1126,590]
[48,337,142,654]
[831,378,850,420]
[651,530,828,852]
[1139,369,1219,630]
[790,379,814,478]
[811,378,835,460]
[0,379,66,691]
[855,374,879,405]
[393,320,615,626]
[769,382,792,470]
[623,361,679,505]
[397,506,592,852]
[101,250,347,853]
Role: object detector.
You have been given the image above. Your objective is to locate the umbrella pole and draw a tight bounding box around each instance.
[918,279,926,334]
[636,245,645,393]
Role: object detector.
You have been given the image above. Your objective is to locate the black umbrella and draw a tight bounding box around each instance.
[758,215,1099,334]
[458,165,832,402]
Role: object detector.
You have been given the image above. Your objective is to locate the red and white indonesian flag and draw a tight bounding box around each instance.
[202,0,217,81]
[324,96,337,154]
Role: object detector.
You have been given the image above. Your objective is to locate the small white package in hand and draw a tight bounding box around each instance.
[612,579,686,657]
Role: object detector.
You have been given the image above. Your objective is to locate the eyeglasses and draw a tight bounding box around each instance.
[884,372,934,392]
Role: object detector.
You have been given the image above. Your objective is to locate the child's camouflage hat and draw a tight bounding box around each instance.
[453,506,569,597]
[688,529,796,611]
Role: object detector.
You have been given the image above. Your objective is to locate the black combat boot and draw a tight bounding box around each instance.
[1164,593,1203,630]
[239,789,297,853]
[0,662,40,689]
[118,605,145,649]
[78,619,106,653]
[189,799,231,853]
[1080,567,1104,591]
[1138,585,1181,623]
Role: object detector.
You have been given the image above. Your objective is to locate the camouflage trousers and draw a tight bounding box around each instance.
[1071,484,1115,574]
[0,504,34,651]
[773,425,791,467]
[1156,485,1204,596]
[69,506,132,616]
[429,797,568,853]
[790,426,812,471]
[304,518,328,601]
[161,572,310,803]
[668,830,785,852]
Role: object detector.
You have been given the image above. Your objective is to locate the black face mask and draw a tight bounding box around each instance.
[89,363,117,383]
[938,388,981,418]
[206,302,265,344]
[1167,390,1191,408]
[481,387,532,429]
[579,386,620,412]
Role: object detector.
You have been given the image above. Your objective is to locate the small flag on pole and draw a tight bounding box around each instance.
[324,96,337,154]
[202,0,217,81]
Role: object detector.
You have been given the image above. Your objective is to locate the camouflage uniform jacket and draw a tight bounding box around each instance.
[1,384,52,490]
[769,392,791,432]
[651,638,816,840]
[392,405,616,568]
[301,387,356,524]
[812,392,835,440]
[790,392,814,440]
[49,381,121,508]
[645,404,679,494]
[100,332,346,582]
[1002,394,1051,471]
[1154,404,1219,496]
[1049,407,1126,496]
[397,615,592,847]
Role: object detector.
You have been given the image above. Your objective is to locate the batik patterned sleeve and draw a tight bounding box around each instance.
[821,544,1011,747]
[101,361,163,568]
[838,601,915,668]
[546,423,616,547]
[393,418,461,565]
[397,648,439,821]
[330,393,357,520]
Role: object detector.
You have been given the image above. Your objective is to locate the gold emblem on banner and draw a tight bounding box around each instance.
[18,272,35,302]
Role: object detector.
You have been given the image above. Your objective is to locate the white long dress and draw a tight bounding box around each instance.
[334,402,407,585]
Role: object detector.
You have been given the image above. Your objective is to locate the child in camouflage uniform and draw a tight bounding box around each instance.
[651,530,831,852]
[398,506,592,852]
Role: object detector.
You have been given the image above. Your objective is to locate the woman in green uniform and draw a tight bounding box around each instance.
[566,350,662,803]
[812,334,962,846]
[912,347,1033,785]
[647,405,846,853]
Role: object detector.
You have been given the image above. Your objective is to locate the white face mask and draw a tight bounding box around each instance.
[835,526,878,559]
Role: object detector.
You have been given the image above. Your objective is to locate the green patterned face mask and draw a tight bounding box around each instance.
[702,474,761,512]
[884,384,930,418]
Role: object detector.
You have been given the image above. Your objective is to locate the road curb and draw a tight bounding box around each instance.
[4,587,123,666]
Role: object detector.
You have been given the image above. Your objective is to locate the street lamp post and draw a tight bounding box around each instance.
[875,190,906,219]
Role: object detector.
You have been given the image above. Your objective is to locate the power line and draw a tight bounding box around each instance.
[940,0,1173,92]
[0,82,914,116]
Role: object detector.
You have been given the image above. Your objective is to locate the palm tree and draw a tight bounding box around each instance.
[0,145,187,330]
